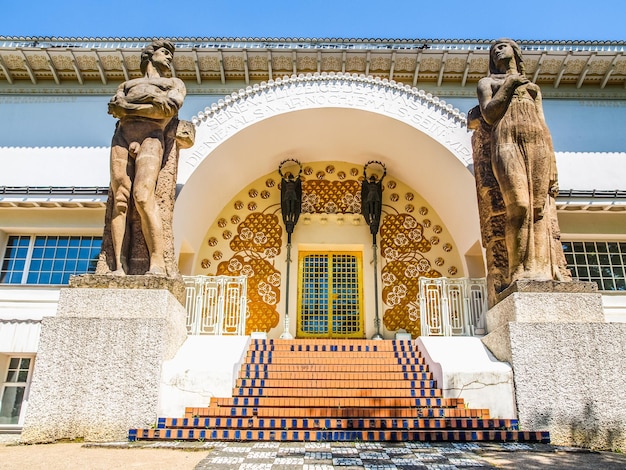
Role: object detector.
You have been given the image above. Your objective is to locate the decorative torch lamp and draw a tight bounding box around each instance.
[361,161,386,340]
[278,159,302,339]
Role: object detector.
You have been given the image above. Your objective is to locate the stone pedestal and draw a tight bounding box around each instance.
[20,278,187,443]
[482,280,626,451]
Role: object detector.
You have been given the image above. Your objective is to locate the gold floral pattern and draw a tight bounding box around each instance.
[198,162,460,337]
[301,180,361,214]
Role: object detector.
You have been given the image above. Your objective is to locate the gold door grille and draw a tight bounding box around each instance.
[297,251,364,338]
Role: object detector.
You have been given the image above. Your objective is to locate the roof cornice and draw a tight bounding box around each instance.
[1,37,625,97]
[1,36,625,49]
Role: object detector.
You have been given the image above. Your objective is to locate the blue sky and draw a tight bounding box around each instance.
[1,0,625,41]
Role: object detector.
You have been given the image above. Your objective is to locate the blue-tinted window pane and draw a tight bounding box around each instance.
[2,235,101,285]
[12,260,25,272]
[564,241,625,292]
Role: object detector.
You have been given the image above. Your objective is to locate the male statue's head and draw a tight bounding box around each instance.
[489,38,525,76]
[140,40,175,75]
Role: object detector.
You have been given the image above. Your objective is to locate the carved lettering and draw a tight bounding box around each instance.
[180,76,471,182]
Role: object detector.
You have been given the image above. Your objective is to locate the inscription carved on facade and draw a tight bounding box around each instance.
[184,74,471,182]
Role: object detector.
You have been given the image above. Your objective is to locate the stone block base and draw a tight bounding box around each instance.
[505,322,626,451]
[20,287,187,443]
[482,281,625,450]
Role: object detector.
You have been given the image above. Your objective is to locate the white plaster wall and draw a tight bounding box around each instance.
[602,293,626,323]
[556,152,626,191]
[0,287,60,321]
[2,95,625,153]
[416,336,516,419]
[158,335,250,417]
[0,147,109,187]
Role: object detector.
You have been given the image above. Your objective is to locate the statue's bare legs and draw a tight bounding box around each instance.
[110,144,131,276]
[133,138,165,275]
[109,132,166,276]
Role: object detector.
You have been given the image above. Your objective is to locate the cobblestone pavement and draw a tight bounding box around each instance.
[185,440,626,470]
[4,437,626,469]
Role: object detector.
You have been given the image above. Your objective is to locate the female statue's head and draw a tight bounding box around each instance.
[489,38,525,76]
[140,40,175,75]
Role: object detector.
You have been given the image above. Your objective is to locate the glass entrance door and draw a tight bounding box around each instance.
[297,251,364,338]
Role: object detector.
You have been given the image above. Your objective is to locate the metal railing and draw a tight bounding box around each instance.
[183,275,248,336]
[419,277,487,337]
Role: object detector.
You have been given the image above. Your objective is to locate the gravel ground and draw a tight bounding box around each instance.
[0,441,208,470]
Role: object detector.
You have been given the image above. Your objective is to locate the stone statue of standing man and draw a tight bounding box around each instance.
[97,40,194,277]
[470,38,570,300]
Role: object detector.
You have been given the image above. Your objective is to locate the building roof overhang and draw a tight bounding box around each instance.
[0,186,624,212]
[1,37,625,97]
[0,186,108,208]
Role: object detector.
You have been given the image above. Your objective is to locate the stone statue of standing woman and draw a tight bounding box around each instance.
[473,38,569,290]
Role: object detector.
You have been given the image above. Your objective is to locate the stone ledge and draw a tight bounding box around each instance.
[69,274,185,305]
[486,290,604,333]
[497,280,597,302]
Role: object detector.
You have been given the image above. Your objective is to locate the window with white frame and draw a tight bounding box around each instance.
[562,241,626,291]
[0,356,33,425]
[0,235,102,285]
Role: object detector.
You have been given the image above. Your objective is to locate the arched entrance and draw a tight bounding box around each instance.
[174,73,482,338]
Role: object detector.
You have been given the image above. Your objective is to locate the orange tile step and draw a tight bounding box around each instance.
[249,339,415,349]
[246,356,425,365]
[210,396,453,409]
[159,416,517,431]
[233,387,439,398]
[129,428,549,443]
[197,407,491,419]
[240,370,433,380]
[235,378,435,389]
[243,363,429,372]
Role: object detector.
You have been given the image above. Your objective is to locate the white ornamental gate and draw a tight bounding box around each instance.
[419,278,487,337]
[183,275,248,335]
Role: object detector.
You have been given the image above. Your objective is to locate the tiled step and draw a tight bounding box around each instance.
[129,339,550,443]
[193,398,490,419]
[235,378,437,389]
[158,416,517,431]
[210,396,453,408]
[240,370,433,380]
[129,428,550,443]
[246,356,424,365]
[242,363,429,372]
[233,386,439,397]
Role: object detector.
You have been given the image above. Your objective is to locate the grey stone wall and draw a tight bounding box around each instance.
[509,322,626,451]
[482,282,626,451]
[20,287,187,443]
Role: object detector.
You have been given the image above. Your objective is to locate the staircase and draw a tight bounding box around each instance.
[129,339,549,443]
